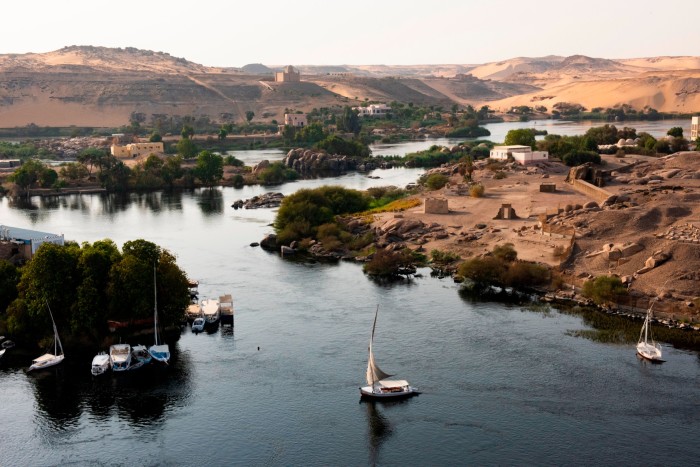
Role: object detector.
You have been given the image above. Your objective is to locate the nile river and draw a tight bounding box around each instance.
[1,125,700,465]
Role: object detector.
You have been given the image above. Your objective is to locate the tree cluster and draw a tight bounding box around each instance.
[3,239,190,347]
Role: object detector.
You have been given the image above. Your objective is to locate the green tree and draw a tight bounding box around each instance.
[424,173,449,190]
[0,259,20,314]
[59,162,89,181]
[667,127,683,138]
[176,137,198,159]
[161,155,184,188]
[77,148,108,178]
[504,129,536,148]
[181,125,195,139]
[245,111,255,123]
[193,151,224,186]
[218,127,228,140]
[337,106,361,135]
[149,132,163,142]
[584,124,619,145]
[582,275,627,305]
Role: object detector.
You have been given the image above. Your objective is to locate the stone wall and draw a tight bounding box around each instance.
[570,179,613,204]
[424,197,448,214]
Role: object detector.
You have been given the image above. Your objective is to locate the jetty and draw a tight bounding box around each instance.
[220,294,234,326]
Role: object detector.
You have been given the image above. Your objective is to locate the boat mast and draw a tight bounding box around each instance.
[153,264,159,346]
[46,301,63,356]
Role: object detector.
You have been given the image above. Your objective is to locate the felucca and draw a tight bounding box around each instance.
[149,266,170,364]
[28,302,65,372]
[360,305,418,399]
[637,300,663,362]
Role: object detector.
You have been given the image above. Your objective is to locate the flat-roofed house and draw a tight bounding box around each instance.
[489,145,549,165]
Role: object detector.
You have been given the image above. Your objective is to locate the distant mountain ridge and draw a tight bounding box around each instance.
[0,46,698,127]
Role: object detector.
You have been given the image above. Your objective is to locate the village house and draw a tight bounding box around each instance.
[353,104,391,117]
[489,145,549,165]
[275,65,300,83]
[111,142,165,159]
[692,116,699,140]
[284,113,307,128]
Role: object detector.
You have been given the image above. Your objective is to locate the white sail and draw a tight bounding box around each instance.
[149,265,170,364]
[366,306,393,386]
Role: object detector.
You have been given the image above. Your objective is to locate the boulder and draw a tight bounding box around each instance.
[583,201,599,209]
[280,245,296,256]
[252,159,271,175]
[260,234,278,251]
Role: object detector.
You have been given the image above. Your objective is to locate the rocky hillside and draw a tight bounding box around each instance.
[0,47,698,127]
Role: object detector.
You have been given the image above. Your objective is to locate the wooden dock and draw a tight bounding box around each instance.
[220,294,234,326]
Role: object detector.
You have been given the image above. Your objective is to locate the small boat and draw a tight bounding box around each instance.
[28,302,65,372]
[149,266,170,364]
[188,279,199,300]
[220,294,234,326]
[129,344,152,370]
[360,305,418,399]
[110,343,132,372]
[186,303,202,321]
[0,348,5,360]
[201,298,221,326]
[191,317,206,333]
[91,352,110,376]
[637,300,664,362]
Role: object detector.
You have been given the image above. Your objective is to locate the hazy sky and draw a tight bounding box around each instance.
[3,0,697,67]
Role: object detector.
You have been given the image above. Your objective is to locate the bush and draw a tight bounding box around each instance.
[314,135,370,157]
[431,249,460,265]
[446,126,491,138]
[562,150,601,166]
[257,162,298,185]
[582,275,627,305]
[503,262,550,288]
[493,171,507,179]
[424,173,449,190]
[363,248,415,277]
[492,243,517,262]
[469,183,485,198]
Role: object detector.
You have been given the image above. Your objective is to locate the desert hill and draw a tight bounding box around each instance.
[0,46,698,127]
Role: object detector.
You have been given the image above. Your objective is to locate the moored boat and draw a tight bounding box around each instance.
[110,343,132,372]
[360,305,418,399]
[28,302,65,372]
[149,266,170,364]
[129,344,153,370]
[91,352,110,376]
[220,294,234,326]
[201,298,221,326]
[192,317,206,333]
[186,303,202,321]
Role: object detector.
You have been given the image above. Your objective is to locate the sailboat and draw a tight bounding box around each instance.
[360,306,418,399]
[28,302,65,372]
[149,266,170,364]
[637,300,664,362]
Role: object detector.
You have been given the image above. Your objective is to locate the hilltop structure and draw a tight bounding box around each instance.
[275,65,300,83]
[489,145,549,165]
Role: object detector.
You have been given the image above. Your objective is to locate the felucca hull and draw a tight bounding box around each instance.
[636,342,664,362]
[359,385,419,399]
[28,355,64,372]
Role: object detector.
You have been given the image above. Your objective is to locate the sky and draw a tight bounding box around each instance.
[2,0,698,67]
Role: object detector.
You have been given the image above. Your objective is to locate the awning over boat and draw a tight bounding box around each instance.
[377,379,409,388]
[32,353,57,363]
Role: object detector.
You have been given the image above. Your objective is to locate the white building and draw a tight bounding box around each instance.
[353,104,391,117]
[489,145,549,165]
[284,114,307,128]
[692,116,699,140]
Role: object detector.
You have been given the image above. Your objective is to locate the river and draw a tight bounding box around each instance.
[1,135,700,465]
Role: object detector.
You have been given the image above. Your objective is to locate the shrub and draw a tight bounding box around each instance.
[446,126,491,138]
[492,243,517,262]
[562,150,601,166]
[431,249,460,265]
[469,183,485,198]
[493,171,507,180]
[457,256,507,286]
[363,248,415,277]
[503,262,550,288]
[424,173,449,190]
[582,275,628,305]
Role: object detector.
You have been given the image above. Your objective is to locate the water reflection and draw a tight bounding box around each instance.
[26,348,192,432]
[196,188,224,215]
[362,400,394,466]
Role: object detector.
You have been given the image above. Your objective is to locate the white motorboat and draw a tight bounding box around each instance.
[359,306,418,399]
[28,302,65,372]
[91,352,110,376]
[201,298,221,326]
[191,317,206,333]
[149,267,170,364]
[110,343,132,371]
[637,300,664,362]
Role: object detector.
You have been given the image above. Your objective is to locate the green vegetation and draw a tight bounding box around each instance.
[423,173,449,190]
[457,244,550,293]
[503,129,536,148]
[581,275,628,306]
[363,248,417,278]
[274,186,370,244]
[469,183,485,198]
[314,135,370,157]
[562,150,601,166]
[431,249,460,266]
[193,151,224,187]
[3,239,189,347]
[257,162,298,185]
[445,126,491,138]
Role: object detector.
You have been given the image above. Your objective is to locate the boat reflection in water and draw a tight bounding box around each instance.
[26,345,192,433]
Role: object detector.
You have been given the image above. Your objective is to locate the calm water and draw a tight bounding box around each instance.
[1,150,700,465]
